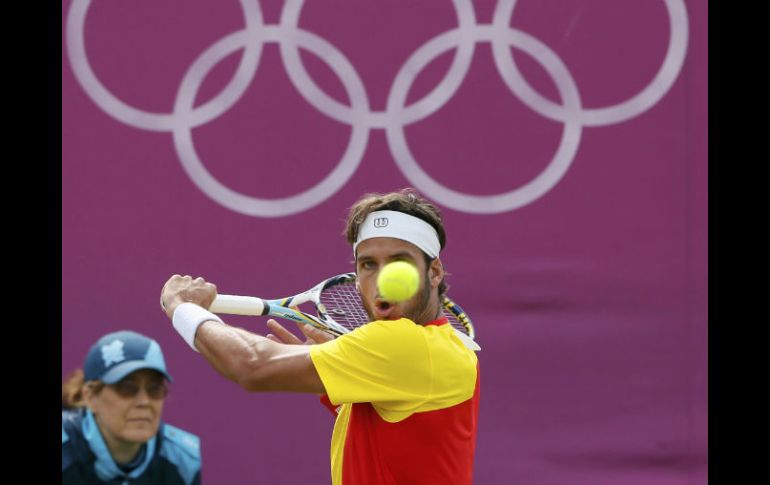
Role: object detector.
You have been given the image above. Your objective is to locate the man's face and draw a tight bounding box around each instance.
[355,237,444,324]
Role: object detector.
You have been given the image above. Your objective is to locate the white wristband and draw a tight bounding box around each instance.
[172,303,223,352]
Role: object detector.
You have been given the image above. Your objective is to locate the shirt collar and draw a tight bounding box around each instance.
[423,316,449,327]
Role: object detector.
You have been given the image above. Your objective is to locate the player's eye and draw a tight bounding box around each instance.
[358,260,376,271]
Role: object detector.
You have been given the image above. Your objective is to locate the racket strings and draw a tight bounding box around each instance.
[319,283,473,337]
[441,298,474,338]
[319,283,370,331]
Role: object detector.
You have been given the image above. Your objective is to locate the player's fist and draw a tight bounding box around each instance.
[160,275,218,319]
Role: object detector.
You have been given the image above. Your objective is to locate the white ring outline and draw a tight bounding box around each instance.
[386,25,583,214]
[64,0,690,216]
[491,0,690,126]
[66,0,265,131]
[172,27,370,217]
[278,0,478,128]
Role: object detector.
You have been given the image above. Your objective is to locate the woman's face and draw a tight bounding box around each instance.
[85,369,167,445]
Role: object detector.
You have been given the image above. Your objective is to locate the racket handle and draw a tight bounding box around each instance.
[210,295,266,316]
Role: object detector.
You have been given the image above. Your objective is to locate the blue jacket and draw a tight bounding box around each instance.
[62,408,201,485]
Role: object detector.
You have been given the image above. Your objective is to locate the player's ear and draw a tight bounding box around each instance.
[428,258,444,289]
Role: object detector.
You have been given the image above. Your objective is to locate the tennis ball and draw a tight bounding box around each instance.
[377,261,420,302]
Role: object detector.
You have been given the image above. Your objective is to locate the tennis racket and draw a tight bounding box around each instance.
[208,273,480,351]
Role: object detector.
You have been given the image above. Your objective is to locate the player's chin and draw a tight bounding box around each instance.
[399,297,429,322]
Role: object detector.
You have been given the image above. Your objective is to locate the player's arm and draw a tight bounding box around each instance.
[161,275,326,394]
[195,321,325,393]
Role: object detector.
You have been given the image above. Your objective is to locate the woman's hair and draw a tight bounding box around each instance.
[62,369,100,409]
[344,188,449,295]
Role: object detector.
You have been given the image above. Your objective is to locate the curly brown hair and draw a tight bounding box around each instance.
[62,369,89,409]
[344,188,448,295]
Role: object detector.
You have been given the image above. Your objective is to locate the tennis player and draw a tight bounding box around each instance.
[160,189,479,484]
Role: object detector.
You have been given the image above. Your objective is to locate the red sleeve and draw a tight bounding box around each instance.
[318,394,339,416]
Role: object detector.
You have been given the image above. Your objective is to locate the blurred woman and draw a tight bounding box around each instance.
[62,330,202,484]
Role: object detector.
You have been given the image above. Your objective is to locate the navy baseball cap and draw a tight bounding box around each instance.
[83,330,173,384]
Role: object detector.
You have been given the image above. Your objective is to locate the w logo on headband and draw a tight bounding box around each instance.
[373,218,389,228]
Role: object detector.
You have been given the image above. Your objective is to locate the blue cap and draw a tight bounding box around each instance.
[83,330,173,384]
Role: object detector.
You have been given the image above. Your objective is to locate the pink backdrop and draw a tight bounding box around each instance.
[62,1,708,483]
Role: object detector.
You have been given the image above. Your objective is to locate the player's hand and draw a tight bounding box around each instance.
[160,274,218,319]
[265,318,335,345]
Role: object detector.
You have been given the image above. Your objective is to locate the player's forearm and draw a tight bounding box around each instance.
[194,321,325,393]
[193,321,276,388]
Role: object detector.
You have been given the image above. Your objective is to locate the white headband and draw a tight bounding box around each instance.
[353,210,441,258]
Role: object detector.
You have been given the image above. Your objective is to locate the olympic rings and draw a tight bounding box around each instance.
[65,0,689,216]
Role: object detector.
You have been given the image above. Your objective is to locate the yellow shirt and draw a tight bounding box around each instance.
[310,317,479,485]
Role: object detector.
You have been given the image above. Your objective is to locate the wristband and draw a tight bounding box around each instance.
[172,302,223,352]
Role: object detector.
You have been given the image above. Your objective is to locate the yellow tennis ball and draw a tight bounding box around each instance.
[377,261,420,302]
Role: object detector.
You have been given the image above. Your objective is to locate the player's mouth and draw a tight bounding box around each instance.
[374,298,401,320]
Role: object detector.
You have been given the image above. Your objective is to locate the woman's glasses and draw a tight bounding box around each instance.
[91,379,169,400]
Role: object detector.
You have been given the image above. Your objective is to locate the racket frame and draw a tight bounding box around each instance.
[210,273,477,344]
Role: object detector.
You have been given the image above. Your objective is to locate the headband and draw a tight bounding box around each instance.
[353,210,441,258]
